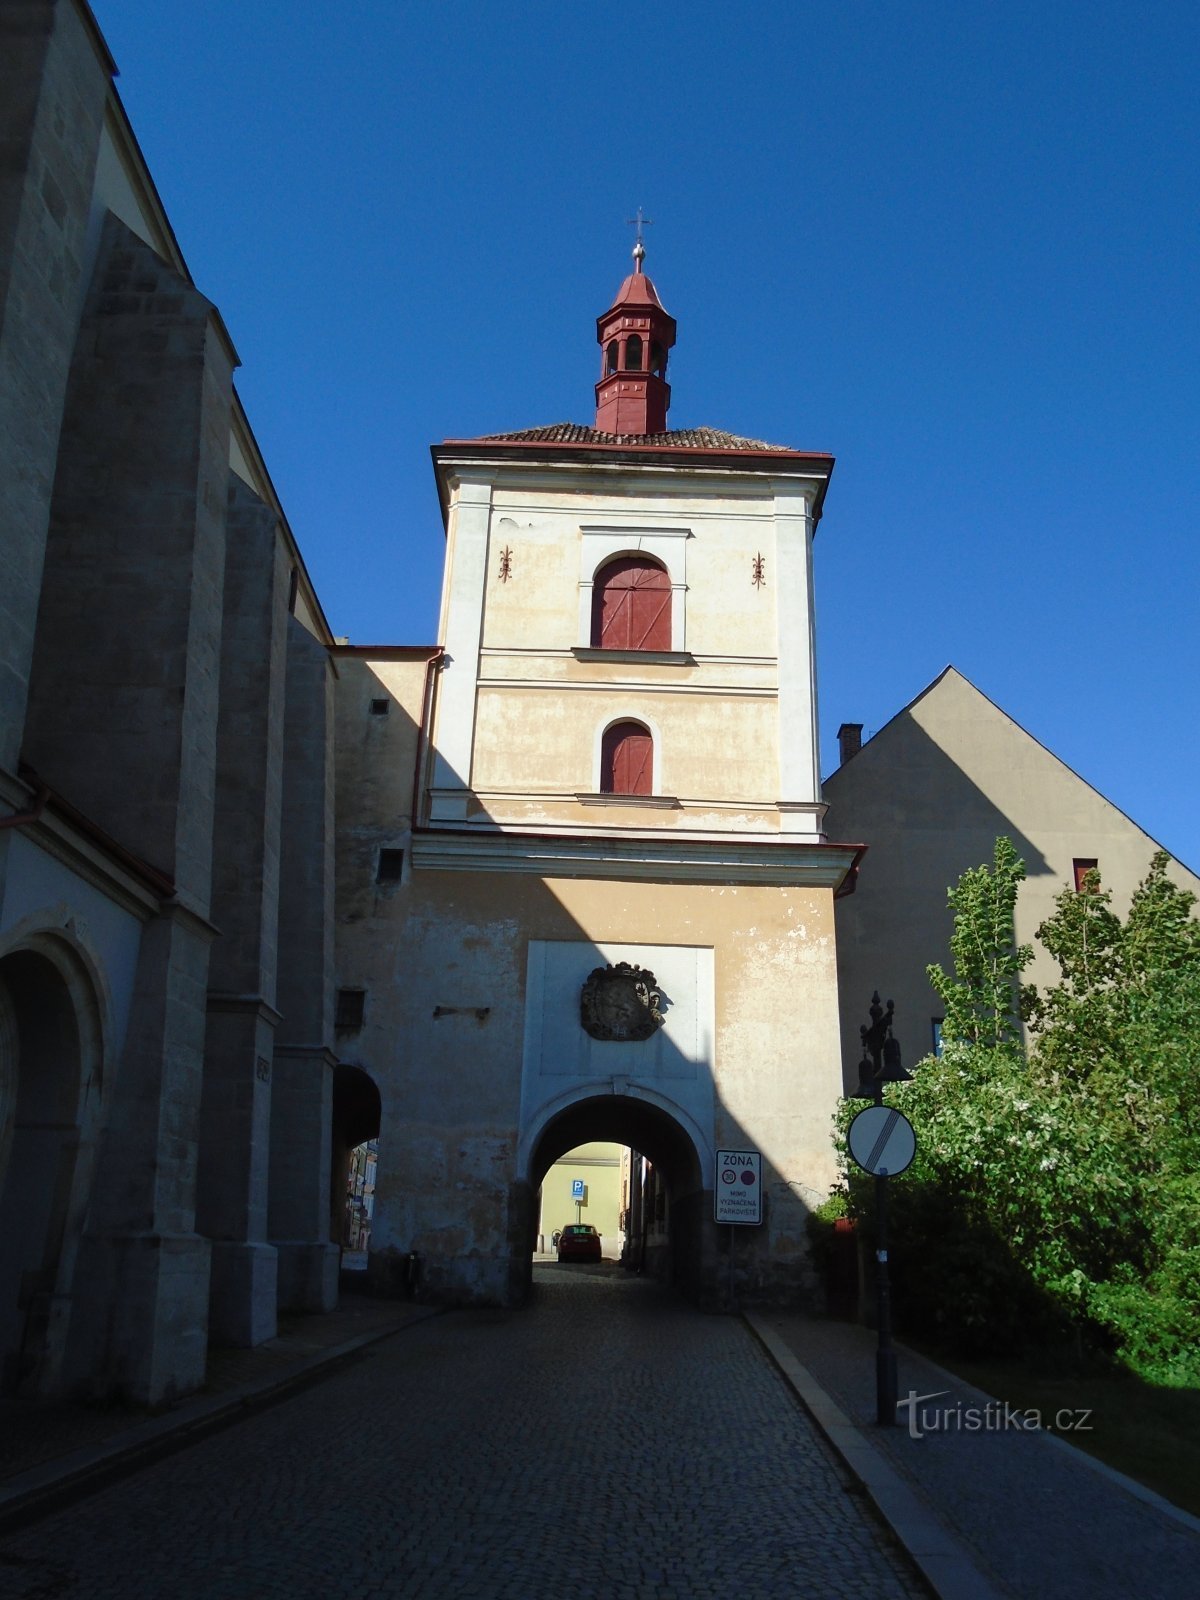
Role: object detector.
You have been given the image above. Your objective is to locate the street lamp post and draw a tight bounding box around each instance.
[854,992,911,1426]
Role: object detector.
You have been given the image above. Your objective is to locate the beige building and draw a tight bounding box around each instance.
[537,1143,623,1257]
[332,252,858,1308]
[825,667,1200,1079]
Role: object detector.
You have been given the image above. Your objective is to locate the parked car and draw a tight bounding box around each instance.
[557,1224,602,1263]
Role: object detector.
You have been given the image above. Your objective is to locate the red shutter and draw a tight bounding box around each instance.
[601,723,653,795]
[592,558,671,651]
[1073,859,1099,893]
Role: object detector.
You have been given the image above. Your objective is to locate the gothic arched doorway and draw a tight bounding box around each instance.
[0,943,99,1394]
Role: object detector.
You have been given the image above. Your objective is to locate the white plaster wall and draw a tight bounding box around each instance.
[520,941,716,1180]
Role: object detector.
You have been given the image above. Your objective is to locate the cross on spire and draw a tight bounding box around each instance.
[626,207,653,271]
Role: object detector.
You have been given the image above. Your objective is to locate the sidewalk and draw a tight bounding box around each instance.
[747,1311,1200,1600]
[0,1289,438,1530]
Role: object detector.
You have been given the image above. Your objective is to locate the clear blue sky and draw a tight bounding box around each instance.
[94,0,1200,871]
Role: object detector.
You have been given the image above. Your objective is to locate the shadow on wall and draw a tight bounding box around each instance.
[333,658,834,1313]
[826,718,1050,1084]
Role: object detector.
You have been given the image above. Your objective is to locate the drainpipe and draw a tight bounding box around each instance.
[409,646,445,830]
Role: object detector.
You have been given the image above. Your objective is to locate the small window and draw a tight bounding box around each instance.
[369,698,389,716]
[336,989,366,1032]
[377,848,404,883]
[601,721,653,796]
[650,341,666,376]
[591,556,671,651]
[931,1018,944,1057]
[624,333,643,371]
[606,339,618,375]
[1073,858,1099,893]
[287,568,299,615]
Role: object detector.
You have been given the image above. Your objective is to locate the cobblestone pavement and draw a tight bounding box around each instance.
[0,1270,926,1599]
[0,1295,426,1484]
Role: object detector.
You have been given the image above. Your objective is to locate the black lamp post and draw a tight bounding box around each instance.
[855,992,911,1425]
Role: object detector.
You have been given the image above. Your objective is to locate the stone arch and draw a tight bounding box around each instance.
[0,933,105,1394]
[515,1084,713,1301]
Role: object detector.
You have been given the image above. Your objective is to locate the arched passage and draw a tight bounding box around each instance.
[330,1065,382,1270]
[517,1092,709,1304]
[0,945,97,1394]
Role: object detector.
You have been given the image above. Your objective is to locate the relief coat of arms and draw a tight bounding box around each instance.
[580,962,664,1042]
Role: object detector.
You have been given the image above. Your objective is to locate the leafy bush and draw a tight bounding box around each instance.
[833,846,1200,1384]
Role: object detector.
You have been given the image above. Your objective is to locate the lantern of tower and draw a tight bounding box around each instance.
[594,238,677,436]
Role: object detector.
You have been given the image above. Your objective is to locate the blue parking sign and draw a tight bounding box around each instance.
[571,1179,585,1199]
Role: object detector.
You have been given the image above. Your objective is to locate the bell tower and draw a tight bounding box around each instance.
[594,233,677,436]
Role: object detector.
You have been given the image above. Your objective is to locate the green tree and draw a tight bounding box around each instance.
[1030,853,1200,1380]
[926,836,1033,1049]
[831,843,1200,1382]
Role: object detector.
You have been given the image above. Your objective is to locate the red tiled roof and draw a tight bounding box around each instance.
[478,422,796,451]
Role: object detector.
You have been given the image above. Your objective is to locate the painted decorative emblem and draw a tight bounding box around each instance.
[580,962,664,1042]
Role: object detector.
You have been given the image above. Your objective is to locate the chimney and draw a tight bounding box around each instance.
[837,723,863,766]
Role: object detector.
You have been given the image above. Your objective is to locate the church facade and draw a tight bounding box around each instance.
[0,0,343,1404]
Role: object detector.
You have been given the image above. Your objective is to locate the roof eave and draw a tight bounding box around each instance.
[431,437,835,528]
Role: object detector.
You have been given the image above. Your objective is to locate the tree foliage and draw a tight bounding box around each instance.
[926,836,1033,1049]
[833,844,1200,1384]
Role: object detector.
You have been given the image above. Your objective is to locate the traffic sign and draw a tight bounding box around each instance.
[847,1106,916,1177]
[571,1178,585,1199]
[714,1149,762,1225]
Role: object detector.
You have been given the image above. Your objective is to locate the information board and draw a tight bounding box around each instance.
[714,1149,762,1225]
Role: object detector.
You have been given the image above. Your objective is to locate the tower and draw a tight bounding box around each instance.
[335,243,859,1307]
[594,235,677,436]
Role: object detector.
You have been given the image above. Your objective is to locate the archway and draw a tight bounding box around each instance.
[0,947,93,1394]
[331,1064,381,1279]
[519,1092,708,1304]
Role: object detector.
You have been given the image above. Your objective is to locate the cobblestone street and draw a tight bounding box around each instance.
[0,1269,925,1599]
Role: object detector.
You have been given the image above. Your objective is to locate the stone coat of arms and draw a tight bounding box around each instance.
[580,962,664,1042]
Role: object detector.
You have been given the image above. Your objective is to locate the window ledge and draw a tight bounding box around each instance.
[575,792,682,809]
[571,647,694,667]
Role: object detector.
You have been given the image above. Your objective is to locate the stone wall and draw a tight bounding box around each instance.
[197,477,292,1346]
[270,620,338,1312]
[0,0,108,776]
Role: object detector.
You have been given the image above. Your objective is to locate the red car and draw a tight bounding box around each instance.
[556,1224,602,1263]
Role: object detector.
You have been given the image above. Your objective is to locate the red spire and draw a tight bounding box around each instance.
[594,237,676,435]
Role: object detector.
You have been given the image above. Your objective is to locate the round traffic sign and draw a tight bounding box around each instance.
[847,1105,916,1177]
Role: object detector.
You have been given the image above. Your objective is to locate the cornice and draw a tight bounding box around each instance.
[431,445,832,529]
[411,829,858,888]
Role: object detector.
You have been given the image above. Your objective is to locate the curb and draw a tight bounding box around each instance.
[744,1313,1010,1600]
[0,1306,443,1534]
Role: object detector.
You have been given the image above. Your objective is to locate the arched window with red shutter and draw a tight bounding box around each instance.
[591,557,671,651]
[600,721,653,796]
